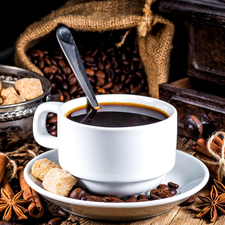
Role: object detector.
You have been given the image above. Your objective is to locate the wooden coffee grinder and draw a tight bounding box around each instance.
[158,0,225,139]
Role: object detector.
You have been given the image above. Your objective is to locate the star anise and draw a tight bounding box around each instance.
[196,185,225,222]
[214,179,225,194]
[0,188,30,221]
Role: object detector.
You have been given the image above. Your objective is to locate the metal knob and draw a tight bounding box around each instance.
[184,114,215,139]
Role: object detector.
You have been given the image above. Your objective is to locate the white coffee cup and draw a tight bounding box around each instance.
[33,94,177,197]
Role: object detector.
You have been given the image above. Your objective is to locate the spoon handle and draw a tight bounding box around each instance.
[56,26,100,109]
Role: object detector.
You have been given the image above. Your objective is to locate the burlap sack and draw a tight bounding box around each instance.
[14,0,174,98]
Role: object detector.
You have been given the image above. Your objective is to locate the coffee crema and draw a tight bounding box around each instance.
[66,102,168,127]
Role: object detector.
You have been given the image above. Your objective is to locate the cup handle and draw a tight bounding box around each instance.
[33,101,63,149]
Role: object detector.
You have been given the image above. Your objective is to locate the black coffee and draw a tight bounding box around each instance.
[66,102,168,127]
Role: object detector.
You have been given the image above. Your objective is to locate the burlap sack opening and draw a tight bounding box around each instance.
[14,0,174,98]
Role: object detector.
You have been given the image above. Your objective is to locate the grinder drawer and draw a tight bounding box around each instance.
[159,77,225,139]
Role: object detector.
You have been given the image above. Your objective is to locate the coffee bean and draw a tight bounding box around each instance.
[106,48,114,53]
[87,196,104,202]
[51,58,57,66]
[84,56,94,62]
[105,62,111,70]
[58,59,66,67]
[31,51,39,57]
[70,188,89,200]
[50,65,61,73]
[125,75,134,84]
[50,130,57,136]
[91,49,99,57]
[48,73,54,82]
[136,71,143,77]
[112,60,118,69]
[139,61,143,70]
[69,85,78,95]
[61,73,67,81]
[68,76,77,85]
[130,61,135,71]
[86,68,95,76]
[150,189,174,198]
[102,54,107,62]
[57,209,68,218]
[63,91,70,102]
[57,89,64,102]
[180,195,195,206]
[88,76,95,83]
[96,77,105,86]
[169,188,177,195]
[62,82,69,90]
[53,54,63,60]
[121,74,126,82]
[150,193,161,200]
[131,86,141,94]
[96,70,106,79]
[38,58,44,69]
[102,81,113,89]
[54,74,63,83]
[44,57,52,66]
[48,124,57,133]
[62,66,71,74]
[102,196,124,202]
[35,49,44,57]
[77,88,84,95]
[48,116,57,124]
[98,62,104,70]
[108,76,112,82]
[132,57,140,61]
[125,196,137,202]
[97,88,106,94]
[137,194,149,200]
[90,66,99,71]
[122,53,126,61]
[157,184,170,190]
[43,67,52,74]
[47,112,55,119]
[113,84,120,92]
[48,217,63,225]
[168,182,179,189]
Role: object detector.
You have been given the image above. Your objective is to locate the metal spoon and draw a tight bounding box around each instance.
[56,26,100,110]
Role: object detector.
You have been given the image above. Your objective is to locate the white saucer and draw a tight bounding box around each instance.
[24,149,209,221]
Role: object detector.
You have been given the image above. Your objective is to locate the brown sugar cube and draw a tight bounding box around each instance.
[2,93,26,105]
[0,97,2,104]
[31,158,61,181]
[14,78,43,100]
[43,168,77,197]
[1,87,17,99]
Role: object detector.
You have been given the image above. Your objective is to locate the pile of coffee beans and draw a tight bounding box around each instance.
[69,182,180,203]
[68,182,195,205]
[27,30,149,136]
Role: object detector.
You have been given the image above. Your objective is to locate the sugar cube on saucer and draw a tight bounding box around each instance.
[43,168,77,197]
[31,158,61,181]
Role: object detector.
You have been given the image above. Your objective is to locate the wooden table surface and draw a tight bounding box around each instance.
[59,137,224,225]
